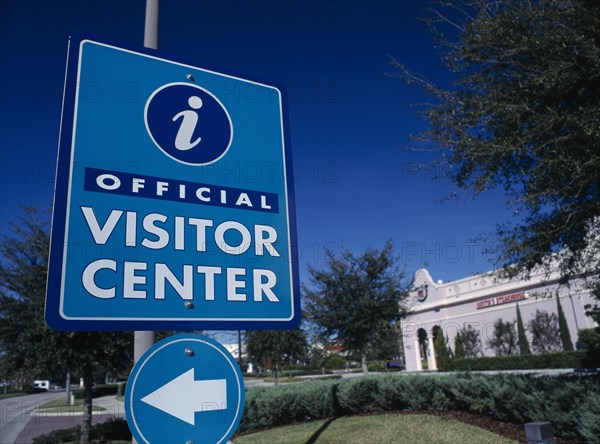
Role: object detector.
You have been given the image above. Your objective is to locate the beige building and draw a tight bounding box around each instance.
[401,267,597,371]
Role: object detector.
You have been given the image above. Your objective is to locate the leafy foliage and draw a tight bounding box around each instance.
[0,207,133,383]
[303,241,408,372]
[72,383,119,400]
[575,392,600,443]
[528,309,562,354]
[32,418,131,444]
[366,324,402,361]
[246,329,307,382]
[453,333,465,359]
[433,329,451,370]
[487,319,517,356]
[0,207,60,383]
[392,0,600,306]
[306,347,348,371]
[447,350,598,371]
[577,327,600,350]
[556,295,574,351]
[0,207,133,442]
[516,303,531,355]
[456,325,482,358]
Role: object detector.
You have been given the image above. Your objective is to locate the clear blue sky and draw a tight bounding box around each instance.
[0,0,512,285]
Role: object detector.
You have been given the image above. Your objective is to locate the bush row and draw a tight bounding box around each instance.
[73,383,119,399]
[238,373,600,441]
[447,350,600,371]
[32,419,130,444]
[117,381,126,397]
[367,360,403,372]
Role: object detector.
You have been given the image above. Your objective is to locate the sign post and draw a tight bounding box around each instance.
[134,0,159,387]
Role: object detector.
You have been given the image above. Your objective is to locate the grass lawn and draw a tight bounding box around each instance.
[0,392,26,400]
[234,413,517,444]
[35,397,105,413]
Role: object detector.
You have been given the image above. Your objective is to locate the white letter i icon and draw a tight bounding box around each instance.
[172,96,203,151]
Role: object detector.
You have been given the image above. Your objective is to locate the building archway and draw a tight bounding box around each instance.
[417,328,428,369]
[432,325,441,341]
[431,325,442,371]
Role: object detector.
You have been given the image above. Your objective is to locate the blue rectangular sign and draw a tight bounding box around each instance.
[46,35,300,330]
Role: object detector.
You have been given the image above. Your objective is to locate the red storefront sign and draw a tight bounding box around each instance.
[476,291,527,310]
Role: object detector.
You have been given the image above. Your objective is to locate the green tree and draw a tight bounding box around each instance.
[393,0,600,313]
[516,303,531,355]
[368,324,402,362]
[417,329,429,368]
[487,319,518,356]
[433,329,451,371]
[453,333,465,359]
[556,295,574,351]
[528,309,562,354]
[245,329,306,384]
[457,325,483,358]
[304,241,408,374]
[577,328,600,351]
[0,207,133,443]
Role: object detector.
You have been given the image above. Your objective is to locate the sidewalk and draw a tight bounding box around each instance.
[15,396,125,443]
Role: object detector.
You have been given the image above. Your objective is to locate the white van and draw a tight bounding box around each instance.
[33,380,50,390]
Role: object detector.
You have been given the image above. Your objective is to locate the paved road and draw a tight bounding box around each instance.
[0,391,64,444]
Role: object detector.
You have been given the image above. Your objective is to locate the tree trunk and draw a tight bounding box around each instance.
[65,370,71,405]
[361,354,369,375]
[80,364,93,444]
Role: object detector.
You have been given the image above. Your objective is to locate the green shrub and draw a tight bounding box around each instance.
[32,418,130,444]
[73,383,119,399]
[314,354,348,370]
[240,380,336,433]
[117,381,127,397]
[91,418,131,440]
[577,328,600,350]
[32,427,79,444]
[280,369,305,377]
[238,373,600,441]
[367,360,385,371]
[575,391,600,443]
[34,374,600,442]
[434,330,452,370]
[22,385,46,394]
[577,327,600,367]
[303,375,342,382]
[447,350,591,371]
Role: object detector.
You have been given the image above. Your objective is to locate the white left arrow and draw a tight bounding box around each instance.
[141,368,227,426]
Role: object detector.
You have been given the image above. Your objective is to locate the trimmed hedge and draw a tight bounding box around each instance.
[73,383,119,399]
[32,419,130,444]
[22,386,46,394]
[238,373,600,440]
[367,360,403,372]
[117,381,126,397]
[446,350,600,371]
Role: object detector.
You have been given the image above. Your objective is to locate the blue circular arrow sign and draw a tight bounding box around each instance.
[125,334,245,444]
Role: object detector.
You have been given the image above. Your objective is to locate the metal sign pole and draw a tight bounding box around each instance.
[133,1,158,442]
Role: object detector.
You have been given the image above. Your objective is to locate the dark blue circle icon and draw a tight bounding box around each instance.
[145,83,233,165]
